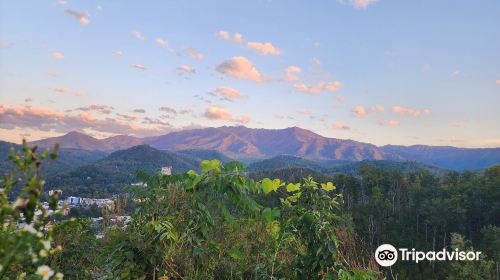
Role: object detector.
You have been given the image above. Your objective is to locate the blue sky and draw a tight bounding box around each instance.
[1,0,499,147]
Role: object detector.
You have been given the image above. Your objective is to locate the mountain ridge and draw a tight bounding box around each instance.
[25,126,500,170]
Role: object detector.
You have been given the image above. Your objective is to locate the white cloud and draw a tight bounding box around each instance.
[130,64,146,70]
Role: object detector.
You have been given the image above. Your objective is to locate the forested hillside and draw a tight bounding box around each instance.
[1,143,499,279]
[47,145,200,197]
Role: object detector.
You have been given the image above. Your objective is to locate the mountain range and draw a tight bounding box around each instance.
[28,126,500,170]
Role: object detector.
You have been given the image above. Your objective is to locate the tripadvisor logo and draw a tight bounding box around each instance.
[374,244,482,267]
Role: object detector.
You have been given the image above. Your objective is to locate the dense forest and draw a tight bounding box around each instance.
[1,143,499,279]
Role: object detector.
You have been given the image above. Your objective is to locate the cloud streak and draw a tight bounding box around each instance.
[184,48,204,60]
[393,106,431,116]
[0,104,168,136]
[338,0,377,9]
[130,64,146,70]
[293,81,342,94]
[212,87,242,101]
[177,65,195,74]
[50,86,85,97]
[132,31,145,41]
[65,9,90,25]
[332,122,350,130]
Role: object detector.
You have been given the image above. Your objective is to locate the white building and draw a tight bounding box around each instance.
[161,166,172,175]
[48,189,63,196]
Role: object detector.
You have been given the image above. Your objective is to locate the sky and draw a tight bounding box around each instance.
[1,0,499,147]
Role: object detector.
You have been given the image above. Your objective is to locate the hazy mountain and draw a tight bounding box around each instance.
[247,155,445,176]
[31,131,106,151]
[24,126,500,170]
[0,140,107,176]
[380,145,500,170]
[30,131,143,152]
[146,126,400,161]
[100,135,144,150]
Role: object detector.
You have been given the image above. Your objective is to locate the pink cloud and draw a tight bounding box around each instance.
[353,105,385,117]
[65,9,90,25]
[184,48,204,60]
[496,80,500,86]
[204,106,250,123]
[393,106,431,116]
[380,120,401,127]
[217,31,244,44]
[337,0,376,9]
[283,66,301,82]
[50,86,85,97]
[293,81,342,95]
[332,122,350,130]
[177,65,195,74]
[353,106,367,118]
[216,56,266,82]
[233,33,244,44]
[213,87,242,101]
[132,31,145,41]
[247,42,282,56]
[52,87,71,94]
[217,31,230,40]
[233,115,251,124]
[112,50,123,56]
[156,38,168,47]
[336,95,346,102]
[51,52,64,60]
[204,106,232,120]
[0,103,168,136]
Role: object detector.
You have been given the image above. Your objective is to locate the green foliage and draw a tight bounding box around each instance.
[104,160,377,279]
[446,233,495,280]
[50,218,100,278]
[0,141,63,279]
